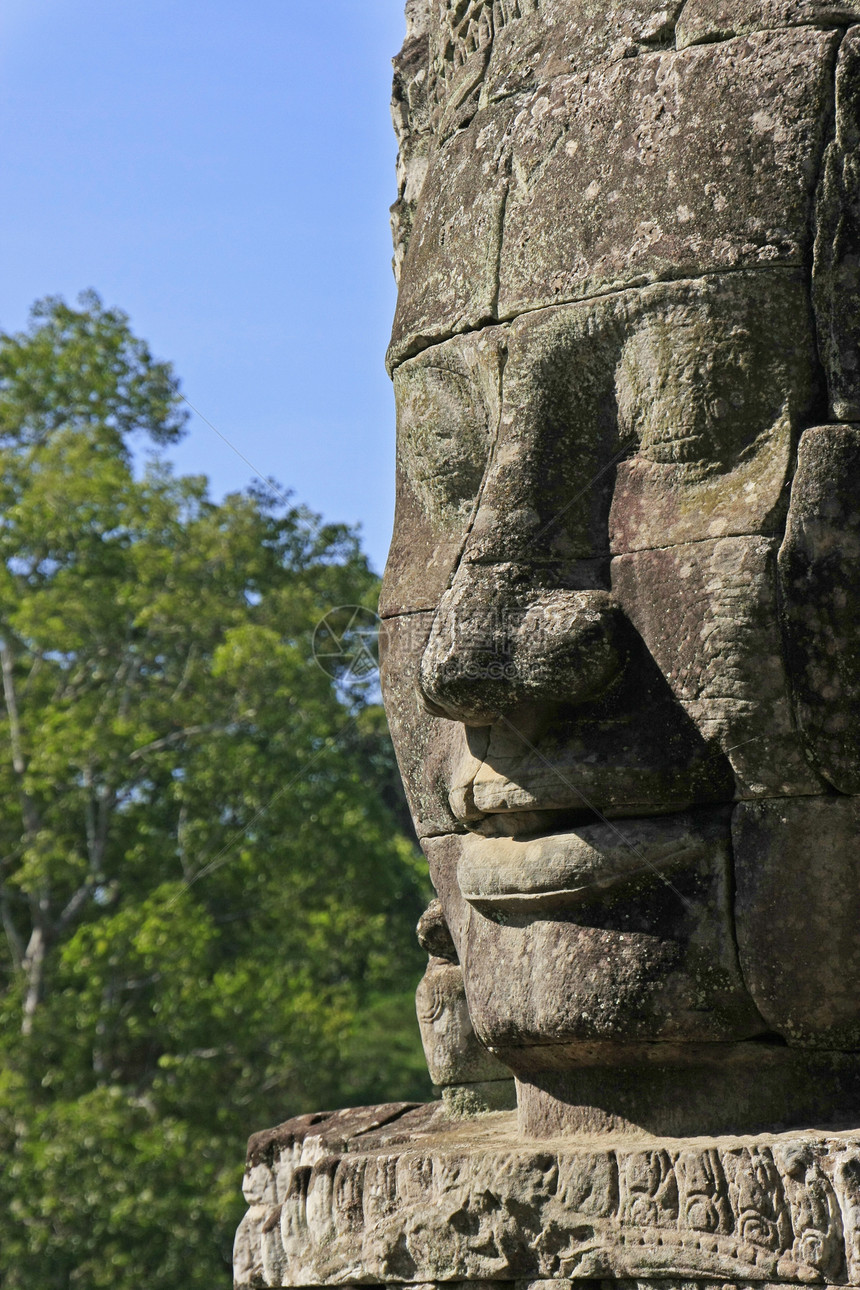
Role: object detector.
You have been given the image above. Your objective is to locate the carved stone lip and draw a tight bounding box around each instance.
[457,810,724,914]
[455,760,728,821]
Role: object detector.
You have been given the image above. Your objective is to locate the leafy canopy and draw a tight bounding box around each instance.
[0,293,431,1289]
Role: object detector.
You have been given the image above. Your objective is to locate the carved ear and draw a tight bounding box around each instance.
[416,897,458,962]
[415,896,516,1105]
[416,890,516,1096]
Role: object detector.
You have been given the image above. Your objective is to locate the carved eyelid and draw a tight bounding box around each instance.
[395,359,494,520]
[416,364,475,380]
[396,364,485,418]
[612,319,788,468]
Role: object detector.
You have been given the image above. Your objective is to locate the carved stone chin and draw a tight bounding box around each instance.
[236,1,860,1284]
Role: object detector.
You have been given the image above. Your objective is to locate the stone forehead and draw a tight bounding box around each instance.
[417,0,859,132]
[388,13,841,370]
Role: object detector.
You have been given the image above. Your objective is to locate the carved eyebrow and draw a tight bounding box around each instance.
[413,365,474,378]
[397,364,481,396]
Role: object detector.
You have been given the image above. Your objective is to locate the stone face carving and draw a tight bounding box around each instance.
[380,0,860,1094]
[235,2,860,1284]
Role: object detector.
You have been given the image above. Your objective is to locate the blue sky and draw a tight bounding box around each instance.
[0,1,407,573]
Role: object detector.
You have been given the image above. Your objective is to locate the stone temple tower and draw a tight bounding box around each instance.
[235,2,860,1287]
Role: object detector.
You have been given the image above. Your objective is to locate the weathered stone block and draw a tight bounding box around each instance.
[518,1050,860,1138]
[677,0,860,48]
[389,104,510,365]
[812,27,860,419]
[734,796,860,1047]
[497,30,837,323]
[612,537,823,798]
[482,0,686,93]
[779,424,860,792]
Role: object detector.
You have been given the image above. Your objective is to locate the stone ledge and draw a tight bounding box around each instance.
[235,1284,860,1290]
[234,1103,860,1289]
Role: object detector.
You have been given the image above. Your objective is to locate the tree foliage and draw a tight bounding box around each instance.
[0,294,431,1288]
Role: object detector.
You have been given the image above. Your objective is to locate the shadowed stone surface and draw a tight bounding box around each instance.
[813,28,860,419]
[613,538,823,798]
[734,797,860,1046]
[778,425,860,791]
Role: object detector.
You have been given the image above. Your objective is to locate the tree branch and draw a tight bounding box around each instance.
[0,887,24,968]
[0,637,41,839]
[128,723,224,761]
[57,880,96,932]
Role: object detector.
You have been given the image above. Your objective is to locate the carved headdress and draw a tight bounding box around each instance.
[390,0,683,281]
[391,0,545,279]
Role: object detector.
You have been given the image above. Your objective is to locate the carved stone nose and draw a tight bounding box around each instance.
[419,563,628,725]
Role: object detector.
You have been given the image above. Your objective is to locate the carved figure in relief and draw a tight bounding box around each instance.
[383,0,860,1132]
[675,1150,732,1237]
[619,1152,679,1228]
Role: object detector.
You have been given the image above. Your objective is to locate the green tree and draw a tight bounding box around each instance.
[0,294,431,1288]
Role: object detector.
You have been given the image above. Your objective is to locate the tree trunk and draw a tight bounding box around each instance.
[21,915,48,1036]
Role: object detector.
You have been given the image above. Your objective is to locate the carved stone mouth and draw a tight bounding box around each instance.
[456,810,724,915]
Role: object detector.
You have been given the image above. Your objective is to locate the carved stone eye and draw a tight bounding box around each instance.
[615,314,791,475]
[393,363,490,527]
